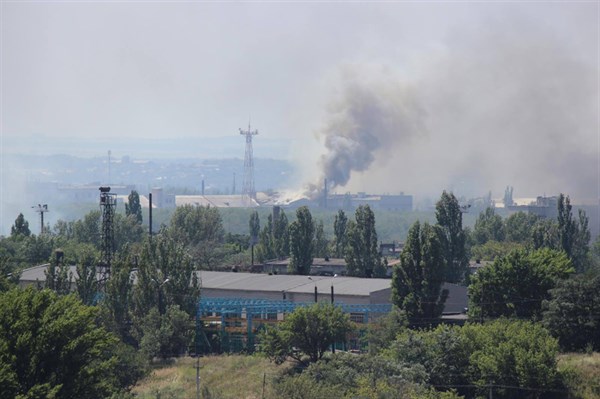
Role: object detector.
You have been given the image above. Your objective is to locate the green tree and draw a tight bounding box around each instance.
[0,288,140,398]
[504,212,538,243]
[473,207,504,245]
[273,209,289,259]
[139,305,192,360]
[0,253,19,292]
[275,352,428,399]
[543,274,600,351]
[125,190,143,224]
[114,214,145,252]
[435,191,468,283]
[532,218,560,250]
[72,210,101,247]
[345,205,384,278]
[366,306,407,355]
[392,221,448,326]
[557,194,591,272]
[288,206,315,275]
[249,210,260,265]
[102,256,135,344]
[22,234,55,266]
[469,248,573,320]
[75,247,98,306]
[558,193,576,258]
[333,210,348,258]
[249,210,260,245]
[470,240,524,262]
[168,205,225,269]
[45,251,72,295]
[133,234,199,317]
[169,204,224,246]
[314,220,328,258]
[386,320,563,399]
[256,214,275,262]
[10,213,31,237]
[259,302,353,365]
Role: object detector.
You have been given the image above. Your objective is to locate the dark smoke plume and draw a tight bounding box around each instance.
[318,70,426,189]
[311,13,597,201]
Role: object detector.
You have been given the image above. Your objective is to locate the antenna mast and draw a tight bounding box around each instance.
[239,123,258,201]
[99,186,116,289]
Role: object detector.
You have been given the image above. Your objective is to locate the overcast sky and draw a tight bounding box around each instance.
[1,1,598,200]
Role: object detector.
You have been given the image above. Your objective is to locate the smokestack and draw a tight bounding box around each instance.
[202,180,205,196]
[149,192,153,237]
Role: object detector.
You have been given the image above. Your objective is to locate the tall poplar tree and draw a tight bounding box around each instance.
[345,205,384,277]
[288,206,314,275]
[392,221,448,325]
[435,191,468,283]
[333,210,348,258]
[125,190,143,224]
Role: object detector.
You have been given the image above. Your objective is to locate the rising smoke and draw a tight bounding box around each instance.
[312,13,598,201]
[318,69,426,189]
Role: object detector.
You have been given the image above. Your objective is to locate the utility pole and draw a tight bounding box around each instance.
[32,204,48,235]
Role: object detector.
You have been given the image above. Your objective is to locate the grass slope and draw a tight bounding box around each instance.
[132,355,285,399]
[558,352,600,399]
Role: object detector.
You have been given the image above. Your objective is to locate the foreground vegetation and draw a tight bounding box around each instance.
[2,190,600,398]
[131,352,600,399]
[132,355,284,399]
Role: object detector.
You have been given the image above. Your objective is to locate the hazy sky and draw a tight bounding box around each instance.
[1,1,599,201]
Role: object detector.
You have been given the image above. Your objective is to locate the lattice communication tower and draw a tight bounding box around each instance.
[99,186,117,288]
[239,124,258,200]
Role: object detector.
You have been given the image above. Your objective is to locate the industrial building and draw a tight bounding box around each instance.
[19,264,467,352]
[19,265,467,314]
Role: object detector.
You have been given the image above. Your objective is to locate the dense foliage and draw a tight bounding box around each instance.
[0,288,144,399]
[386,320,564,398]
[469,248,573,320]
[435,191,469,282]
[392,221,448,326]
[288,206,315,275]
[259,302,353,365]
[345,205,385,277]
[543,274,600,352]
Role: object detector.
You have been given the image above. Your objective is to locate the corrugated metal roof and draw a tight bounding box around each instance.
[198,271,390,296]
[20,266,390,296]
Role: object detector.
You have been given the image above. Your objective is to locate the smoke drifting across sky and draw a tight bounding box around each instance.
[1,1,598,213]
[314,5,598,201]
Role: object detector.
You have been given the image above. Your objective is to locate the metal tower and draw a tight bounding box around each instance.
[239,123,258,201]
[99,186,117,288]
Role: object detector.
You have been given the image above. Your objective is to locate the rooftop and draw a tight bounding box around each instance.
[197,271,390,296]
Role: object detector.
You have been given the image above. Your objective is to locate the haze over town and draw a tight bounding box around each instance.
[1,2,598,233]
